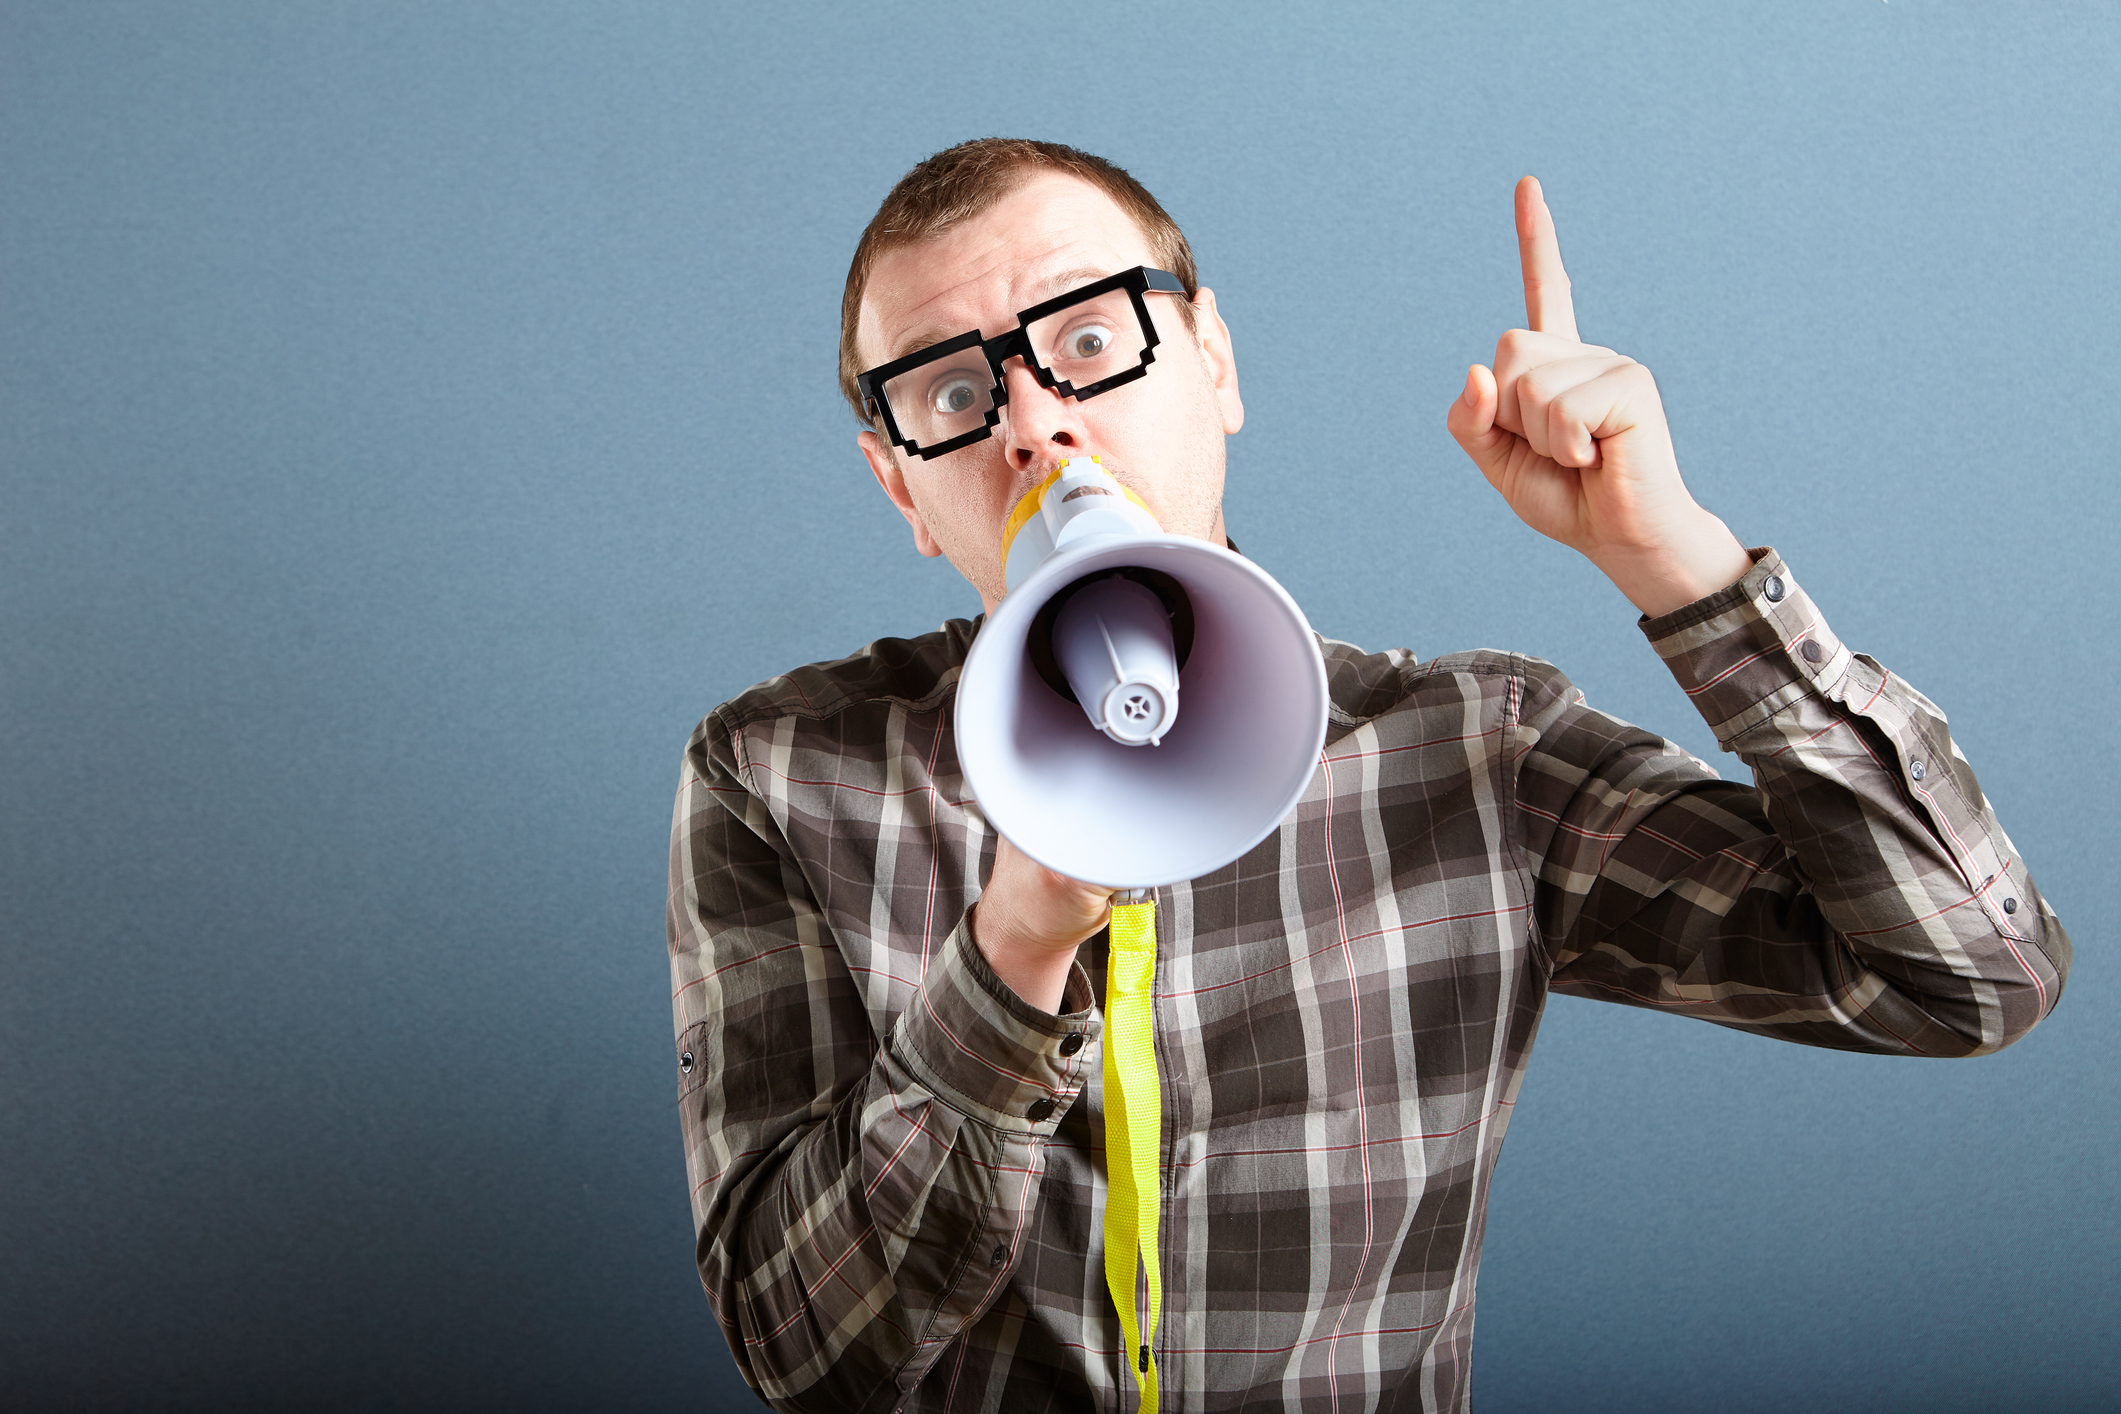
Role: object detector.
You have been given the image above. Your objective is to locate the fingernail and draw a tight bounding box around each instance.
[1462,366,1480,408]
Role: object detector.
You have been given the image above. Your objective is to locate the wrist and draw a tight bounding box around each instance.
[1594,511,1753,619]
[970,898,1095,1015]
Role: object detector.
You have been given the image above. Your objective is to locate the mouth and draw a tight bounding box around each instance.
[999,455,1120,555]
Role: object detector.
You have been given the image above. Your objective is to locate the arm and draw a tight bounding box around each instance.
[1516,555,2068,1053]
[1451,177,2066,1049]
[667,711,1102,1411]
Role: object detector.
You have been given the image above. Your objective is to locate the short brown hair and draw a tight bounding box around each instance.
[839,137,1199,425]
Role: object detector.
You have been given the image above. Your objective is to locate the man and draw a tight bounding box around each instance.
[667,138,2068,1413]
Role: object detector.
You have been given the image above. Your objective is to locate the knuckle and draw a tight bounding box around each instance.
[1549,387,1592,435]
[1615,362,1660,402]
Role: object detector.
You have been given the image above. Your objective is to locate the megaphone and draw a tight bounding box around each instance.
[955,456,1329,889]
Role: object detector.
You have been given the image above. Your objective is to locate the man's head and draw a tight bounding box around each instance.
[847,139,1243,612]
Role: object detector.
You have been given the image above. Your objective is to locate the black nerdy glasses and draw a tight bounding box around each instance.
[855,266,1189,460]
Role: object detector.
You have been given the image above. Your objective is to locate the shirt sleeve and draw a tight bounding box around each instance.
[1516,549,2070,1055]
[667,711,1102,1412]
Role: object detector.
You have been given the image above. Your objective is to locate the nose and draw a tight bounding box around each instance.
[996,357,1089,472]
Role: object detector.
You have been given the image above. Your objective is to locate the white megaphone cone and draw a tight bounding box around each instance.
[955,456,1330,889]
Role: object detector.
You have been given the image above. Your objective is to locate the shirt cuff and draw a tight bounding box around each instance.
[1639,547,1868,749]
[887,916,1101,1135]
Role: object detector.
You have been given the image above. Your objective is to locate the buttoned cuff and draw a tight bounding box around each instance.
[1640,548,1868,750]
[888,916,1101,1135]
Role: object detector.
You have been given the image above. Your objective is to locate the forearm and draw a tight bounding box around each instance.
[669,723,1107,1408]
[679,911,1099,1408]
[1526,550,2068,1053]
[1651,551,2068,1048]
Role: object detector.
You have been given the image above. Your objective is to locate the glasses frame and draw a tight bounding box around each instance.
[855,265,1189,461]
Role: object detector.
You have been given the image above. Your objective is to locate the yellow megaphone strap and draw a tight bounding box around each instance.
[998,465,1069,565]
[1103,895,1164,1411]
[997,456,1154,567]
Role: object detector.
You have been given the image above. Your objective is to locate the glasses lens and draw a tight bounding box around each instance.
[881,347,997,451]
[1024,287,1152,395]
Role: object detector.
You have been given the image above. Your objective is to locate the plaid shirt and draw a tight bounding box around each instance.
[667,549,2068,1413]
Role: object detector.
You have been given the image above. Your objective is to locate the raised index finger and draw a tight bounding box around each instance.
[1515,175,1579,342]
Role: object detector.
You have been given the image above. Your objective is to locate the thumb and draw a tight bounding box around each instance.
[1446,363,1510,483]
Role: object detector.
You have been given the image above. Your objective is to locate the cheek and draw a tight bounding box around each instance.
[912,460,1012,546]
[1093,362,1208,453]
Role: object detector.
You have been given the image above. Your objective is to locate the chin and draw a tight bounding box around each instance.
[939,549,1006,610]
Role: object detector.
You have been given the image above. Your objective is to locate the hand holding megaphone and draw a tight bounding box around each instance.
[956,456,1329,892]
[967,833,1126,1013]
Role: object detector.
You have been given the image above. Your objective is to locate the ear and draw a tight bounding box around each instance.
[1189,286,1244,435]
[859,428,944,558]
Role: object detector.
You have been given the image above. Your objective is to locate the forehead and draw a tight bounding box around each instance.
[857,171,1162,366]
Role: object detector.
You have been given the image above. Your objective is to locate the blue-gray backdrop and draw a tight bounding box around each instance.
[4,2,2115,1410]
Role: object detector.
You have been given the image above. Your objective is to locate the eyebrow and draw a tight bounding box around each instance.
[886,265,1120,364]
[1030,265,1115,300]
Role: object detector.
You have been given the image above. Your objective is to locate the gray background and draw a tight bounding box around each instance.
[4,2,2114,1410]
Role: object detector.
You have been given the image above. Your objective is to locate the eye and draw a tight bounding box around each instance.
[927,375,983,416]
[1067,324,1114,359]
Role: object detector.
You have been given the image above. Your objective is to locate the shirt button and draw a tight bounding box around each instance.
[1763,575,1786,603]
[1801,640,1823,663]
[990,1243,1009,1267]
[679,1050,694,1075]
[1059,1033,1085,1056]
[1909,759,1926,781]
[2003,897,2019,915]
[1026,1098,1057,1122]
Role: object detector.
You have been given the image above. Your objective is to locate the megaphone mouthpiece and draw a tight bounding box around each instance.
[1003,456,1163,593]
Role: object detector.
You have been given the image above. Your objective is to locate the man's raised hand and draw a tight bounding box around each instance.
[1446,176,1751,619]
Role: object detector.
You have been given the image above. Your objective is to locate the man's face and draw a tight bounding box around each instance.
[856,172,1244,613]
